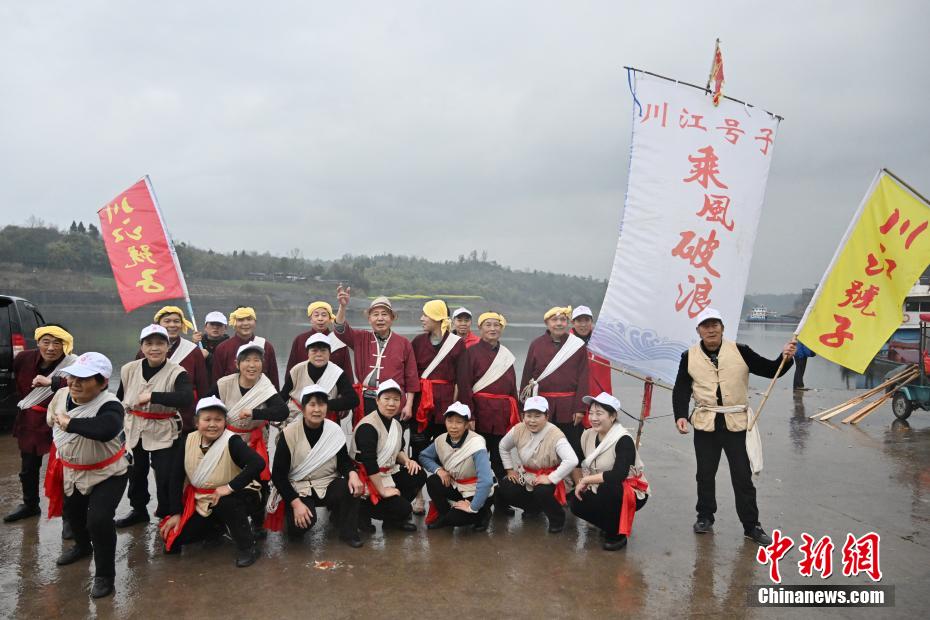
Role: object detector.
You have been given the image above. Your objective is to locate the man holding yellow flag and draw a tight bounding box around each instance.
[797,170,930,371]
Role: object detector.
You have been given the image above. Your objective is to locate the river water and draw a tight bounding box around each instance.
[47,310,854,391]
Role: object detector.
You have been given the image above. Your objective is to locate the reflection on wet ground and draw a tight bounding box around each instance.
[1,387,928,619]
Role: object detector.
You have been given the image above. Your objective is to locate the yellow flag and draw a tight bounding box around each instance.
[797,171,930,373]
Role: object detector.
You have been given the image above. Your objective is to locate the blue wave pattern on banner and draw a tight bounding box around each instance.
[593,320,689,363]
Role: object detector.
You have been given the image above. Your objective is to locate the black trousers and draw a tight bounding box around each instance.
[410,422,444,463]
[793,357,808,389]
[174,490,256,551]
[693,414,759,528]
[127,442,177,517]
[363,396,378,414]
[425,475,491,527]
[63,474,128,578]
[18,451,43,506]
[479,433,505,481]
[570,484,647,540]
[361,468,427,524]
[497,479,565,526]
[555,422,583,458]
[285,478,360,540]
[250,481,270,530]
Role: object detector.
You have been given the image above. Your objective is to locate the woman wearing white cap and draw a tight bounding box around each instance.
[267,385,365,547]
[451,307,480,348]
[570,392,650,551]
[115,325,194,529]
[210,342,289,538]
[349,379,426,532]
[45,352,128,598]
[210,306,279,388]
[279,332,359,425]
[159,396,265,567]
[497,396,578,533]
[569,306,613,406]
[193,311,229,379]
[418,402,494,531]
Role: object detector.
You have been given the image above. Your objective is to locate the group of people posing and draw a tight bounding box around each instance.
[5,285,795,600]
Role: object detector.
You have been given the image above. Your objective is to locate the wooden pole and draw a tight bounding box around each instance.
[812,366,917,421]
[588,356,673,391]
[747,337,795,431]
[635,380,654,451]
[844,373,919,424]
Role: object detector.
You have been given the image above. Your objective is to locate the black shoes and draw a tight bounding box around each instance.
[339,534,364,548]
[745,526,773,546]
[547,521,565,534]
[358,519,376,534]
[603,535,628,551]
[115,510,149,528]
[57,544,92,566]
[90,576,115,599]
[4,503,40,522]
[236,545,260,568]
[473,509,492,532]
[426,516,448,530]
[693,517,714,534]
[384,520,417,532]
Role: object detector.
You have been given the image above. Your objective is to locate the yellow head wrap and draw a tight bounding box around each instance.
[153,306,194,333]
[544,306,572,321]
[478,312,507,329]
[229,307,257,326]
[34,326,74,355]
[306,301,335,321]
[422,300,451,335]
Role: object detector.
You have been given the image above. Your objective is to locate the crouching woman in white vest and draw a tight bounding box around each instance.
[570,393,649,551]
[497,396,578,533]
[419,402,495,531]
[266,385,366,547]
[159,397,265,567]
[45,353,128,599]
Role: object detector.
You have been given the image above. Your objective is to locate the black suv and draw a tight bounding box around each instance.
[1,295,46,422]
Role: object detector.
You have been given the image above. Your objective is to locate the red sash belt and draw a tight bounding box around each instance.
[415,378,451,432]
[524,466,567,506]
[29,405,48,413]
[44,443,127,518]
[619,475,649,536]
[129,409,177,420]
[352,384,366,426]
[228,421,270,481]
[474,392,520,430]
[539,391,575,400]
[355,464,393,505]
[160,483,214,551]
[425,476,478,525]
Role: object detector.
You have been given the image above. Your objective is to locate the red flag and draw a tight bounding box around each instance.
[708,40,725,107]
[97,177,187,312]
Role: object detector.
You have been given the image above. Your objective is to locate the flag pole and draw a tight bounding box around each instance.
[142,175,200,339]
[635,379,653,451]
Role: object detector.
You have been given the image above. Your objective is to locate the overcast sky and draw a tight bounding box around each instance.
[1,1,927,293]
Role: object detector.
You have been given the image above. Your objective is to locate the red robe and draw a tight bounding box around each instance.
[210,334,280,389]
[457,339,518,436]
[520,332,589,425]
[411,332,464,426]
[285,328,354,381]
[334,322,419,405]
[571,330,613,396]
[11,350,59,454]
[136,339,209,431]
[462,332,480,348]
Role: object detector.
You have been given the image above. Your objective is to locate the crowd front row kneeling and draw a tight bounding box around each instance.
[4,297,794,599]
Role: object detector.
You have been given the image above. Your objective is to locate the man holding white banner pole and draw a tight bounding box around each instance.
[672,308,794,545]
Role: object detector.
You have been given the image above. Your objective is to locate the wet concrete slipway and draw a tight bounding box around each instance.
[1,386,928,620]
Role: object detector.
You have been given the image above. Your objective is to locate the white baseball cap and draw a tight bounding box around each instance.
[139,324,170,342]
[196,396,228,415]
[204,311,228,326]
[571,306,593,320]
[300,384,329,404]
[695,308,724,327]
[523,395,550,413]
[444,401,471,419]
[376,379,403,397]
[305,333,332,349]
[61,352,113,379]
[582,392,622,412]
[452,307,472,319]
[236,342,264,359]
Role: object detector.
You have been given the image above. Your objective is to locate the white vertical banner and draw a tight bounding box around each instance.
[590,70,781,384]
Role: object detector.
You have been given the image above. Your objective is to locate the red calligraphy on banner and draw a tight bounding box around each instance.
[715,118,745,144]
[683,146,728,189]
[641,102,668,127]
[97,179,185,312]
[678,108,708,131]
